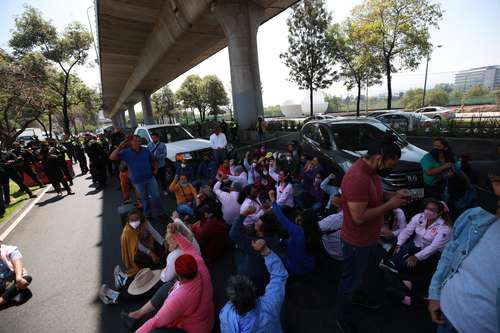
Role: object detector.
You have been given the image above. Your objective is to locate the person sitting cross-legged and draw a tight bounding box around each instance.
[169,175,197,216]
[133,223,214,333]
[219,238,288,333]
[0,240,32,307]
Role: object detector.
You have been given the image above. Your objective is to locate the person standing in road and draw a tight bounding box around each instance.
[256,116,267,143]
[210,126,227,166]
[336,137,409,333]
[148,132,168,194]
[38,143,74,196]
[11,142,44,188]
[110,135,166,220]
[0,150,37,202]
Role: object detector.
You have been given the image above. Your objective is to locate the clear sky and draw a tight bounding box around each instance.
[1,0,500,110]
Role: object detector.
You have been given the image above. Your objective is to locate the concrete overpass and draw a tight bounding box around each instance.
[96,0,298,129]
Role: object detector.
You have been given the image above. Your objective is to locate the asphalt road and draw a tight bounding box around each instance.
[0,160,437,333]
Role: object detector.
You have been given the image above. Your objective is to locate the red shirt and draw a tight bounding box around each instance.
[340,158,384,247]
[218,165,230,176]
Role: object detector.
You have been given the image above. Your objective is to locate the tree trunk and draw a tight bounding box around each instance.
[48,110,53,138]
[356,81,362,117]
[309,87,314,117]
[36,118,49,137]
[385,58,392,110]
[63,74,71,135]
[191,107,197,123]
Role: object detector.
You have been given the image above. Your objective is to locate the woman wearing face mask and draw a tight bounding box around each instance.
[420,138,461,200]
[380,199,452,274]
[269,161,294,209]
[99,210,165,305]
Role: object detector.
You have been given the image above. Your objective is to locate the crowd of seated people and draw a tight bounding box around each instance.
[100,125,498,333]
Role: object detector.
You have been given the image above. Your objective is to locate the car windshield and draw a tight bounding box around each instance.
[149,126,193,143]
[329,121,408,151]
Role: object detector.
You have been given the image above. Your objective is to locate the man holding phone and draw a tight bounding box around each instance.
[110,135,166,219]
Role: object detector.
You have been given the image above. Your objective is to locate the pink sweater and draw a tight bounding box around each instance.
[136,234,214,333]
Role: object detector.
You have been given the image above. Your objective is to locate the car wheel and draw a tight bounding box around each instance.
[433,116,442,122]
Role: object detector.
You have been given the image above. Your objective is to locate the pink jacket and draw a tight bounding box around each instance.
[397,213,451,261]
[136,234,214,333]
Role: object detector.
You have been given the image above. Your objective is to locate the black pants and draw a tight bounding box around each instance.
[0,177,5,215]
[134,243,166,271]
[0,275,32,302]
[336,241,384,326]
[76,154,89,174]
[155,166,167,191]
[4,170,33,199]
[59,161,73,185]
[46,170,71,194]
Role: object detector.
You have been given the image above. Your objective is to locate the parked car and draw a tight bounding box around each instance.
[16,128,46,143]
[300,117,427,197]
[414,106,456,121]
[134,124,212,181]
[366,109,399,118]
[376,111,439,132]
[303,114,340,124]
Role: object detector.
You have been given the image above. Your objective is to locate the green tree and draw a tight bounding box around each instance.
[175,74,206,122]
[427,88,449,106]
[350,0,442,109]
[401,88,424,110]
[466,84,490,97]
[202,75,229,121]
[9,6,92,135]
[328,21,382,116]
[152,85,178,124]
[0,50,50,148]
[280,0,336,117]
[434,83,454,93]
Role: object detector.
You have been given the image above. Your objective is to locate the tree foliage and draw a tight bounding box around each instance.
[203,75,229,120]
[152,85,178,124]
[0,50,50,148]
[176,74,206,122]
[401,87,449,110]
[280,0,336,116]
[9,5,93,135]
[328,21,382,116]
[350,0,443,109]
[466,84,490,97]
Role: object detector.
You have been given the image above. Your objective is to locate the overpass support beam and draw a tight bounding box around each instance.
[141,91,155,125]
[215,1,265,130]
[119,112,127,128]
[127,104,138,128]
[112,115,121,128]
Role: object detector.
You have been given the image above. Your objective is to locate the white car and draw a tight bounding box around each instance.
[414,106,456,121]
[376,112,439,131]
[134,124,212,164]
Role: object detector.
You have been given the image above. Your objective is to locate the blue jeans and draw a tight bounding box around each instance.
[391,242,421,271]
[437,315,459,333]
[336,241,384,326]
[134,177,165,218]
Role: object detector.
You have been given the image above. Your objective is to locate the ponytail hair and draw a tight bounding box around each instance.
[425,198,453,226]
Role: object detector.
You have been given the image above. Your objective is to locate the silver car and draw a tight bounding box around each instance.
[414,106,456,121]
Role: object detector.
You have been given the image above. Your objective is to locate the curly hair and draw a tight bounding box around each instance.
[226,275,257,315]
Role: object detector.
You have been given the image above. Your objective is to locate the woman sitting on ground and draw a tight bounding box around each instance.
[269,163,294,209]
[117,210,165,286]
[191,203,229,264]
[239,184,264,226]
[379,208,407,251]
[134,224,214,333]
[381,199,452,274]
[0,240,32,307]
[269,190,321,276]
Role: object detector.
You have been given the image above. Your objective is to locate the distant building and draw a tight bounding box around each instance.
[454,65,500,91]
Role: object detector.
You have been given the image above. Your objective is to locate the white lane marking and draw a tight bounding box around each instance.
[0,186,52,241]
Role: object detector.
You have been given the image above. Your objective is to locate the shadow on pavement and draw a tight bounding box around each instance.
[35,195,64,207]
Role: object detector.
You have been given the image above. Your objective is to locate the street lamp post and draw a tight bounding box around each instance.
[422,44,442,107]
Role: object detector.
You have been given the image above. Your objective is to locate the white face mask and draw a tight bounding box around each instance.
[129,220,141,229]
[263,170,268,176]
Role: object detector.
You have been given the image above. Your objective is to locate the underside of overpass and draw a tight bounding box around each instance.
[97,0,298,129]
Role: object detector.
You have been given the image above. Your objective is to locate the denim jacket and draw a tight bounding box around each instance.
[428,207,499,330]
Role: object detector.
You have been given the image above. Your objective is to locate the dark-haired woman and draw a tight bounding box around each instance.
[239,184,264,226]
[269,162,294,209]
[269,190,320,276]
[421,138,461,200]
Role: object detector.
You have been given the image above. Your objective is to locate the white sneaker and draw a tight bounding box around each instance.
[99,284,119,305]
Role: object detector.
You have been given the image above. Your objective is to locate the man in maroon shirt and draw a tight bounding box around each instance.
[336,137,409,333]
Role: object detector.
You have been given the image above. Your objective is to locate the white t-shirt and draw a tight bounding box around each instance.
[209,133,227,149]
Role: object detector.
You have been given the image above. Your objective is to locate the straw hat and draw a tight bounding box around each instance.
[127,268,161,295]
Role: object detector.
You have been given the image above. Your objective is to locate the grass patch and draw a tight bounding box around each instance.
[0,180,39,225]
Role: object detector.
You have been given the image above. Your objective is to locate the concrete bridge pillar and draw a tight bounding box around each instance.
[112,114,121,128]
[141,91,155,125]
[127,104,138,128]
[119,112,127,128]
[215,1,265,130]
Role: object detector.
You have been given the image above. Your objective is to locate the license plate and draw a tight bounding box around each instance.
[408,188,424,199]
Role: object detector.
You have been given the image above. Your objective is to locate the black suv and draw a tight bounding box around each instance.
[300,117,427,195]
